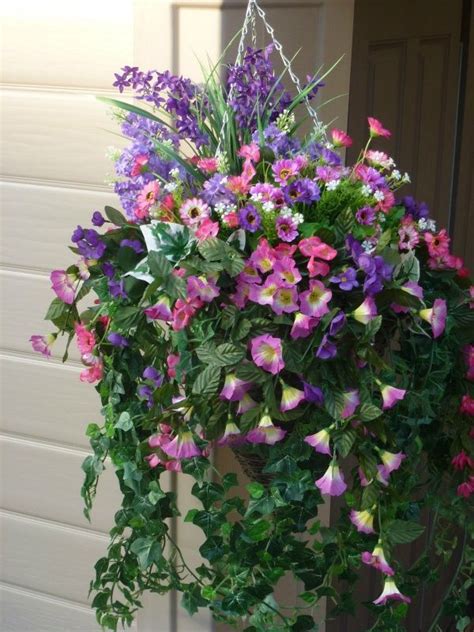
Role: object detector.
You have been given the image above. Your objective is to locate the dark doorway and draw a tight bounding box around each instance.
[346,0,473,271]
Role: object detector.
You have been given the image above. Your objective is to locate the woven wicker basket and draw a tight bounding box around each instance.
[232,448,273,487]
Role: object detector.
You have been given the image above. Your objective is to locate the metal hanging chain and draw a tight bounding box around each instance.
[215,0,326,156]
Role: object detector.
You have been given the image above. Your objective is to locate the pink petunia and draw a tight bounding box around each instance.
[249,238,276,273]
[273,257,302,287]
[30,333,57,358]
[50,269,77,304]
[250,334,285,375]
[247,413,286,445]
[315,462,347,497]
[280,382,305,412]
[290,313,319,339]
[220,373,252,402]
[373,578,411,606]
[350,508,376,534]
[144,296,173,322]
[352,296,377,325]
[457,477,474,498]
[361,541,395,576]
[167,354,180,379]
[218,420,244,446]
[379,383,406,410]
[272,287,299,315]
[186,275,220,303]
[298,237,337,261]
[378,450,405,474]
[341,389,360,418]
[161,431,201,459]
[249,277,279,306]
[299,281,332,318]
[196,218,219,241]
[308,257,330,278]
[419,298,447,338]
[368,117,391,138]
[451,451,474,471]
[460,394,474,416]
[304,428,332,456]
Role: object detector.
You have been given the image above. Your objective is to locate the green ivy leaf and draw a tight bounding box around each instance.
[192,365,222,395]
[244,519,272,542]
[115,411,133,431]
[221,590,253,615]
[246,482,265,499]
[199,536,225,562]
[104,205,128,226]
[130,537,162,570]
[385,520,425,545]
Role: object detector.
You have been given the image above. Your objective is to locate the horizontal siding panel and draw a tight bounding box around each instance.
[0,436,120,533]
[0,512,108,604]
[1,2,133,90]
[0,355,98,448]
[0,89,124,187]
[0,583,102,632]
[0,182,115,272]
[0,270,81,360]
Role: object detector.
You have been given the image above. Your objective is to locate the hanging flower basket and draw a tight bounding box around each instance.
[31,1,473,630]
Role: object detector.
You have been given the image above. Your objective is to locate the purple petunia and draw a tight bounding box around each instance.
[316,335,337,360]
[108,332,129,348]
[330,268,359,291]
[302,382,325,406]
[329,311,347,336]
[91,211,105,227]
[239,204,262,233]
[108,279,127,299]
[276,215,299,242]
[143,366,164,387]
[120,239,144,254]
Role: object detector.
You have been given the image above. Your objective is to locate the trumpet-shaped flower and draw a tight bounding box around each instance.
[302,382,325,406]
[144,296,173,322]
[280,382,305,412]
[250,335,285,375]
[220,373,251,401]
[249,238,276,273]
[161,431,201,459]
[272,287,299,315]
[341,389,360,418]
[30,333,57,358]
[237,392,258,414]
[378,449,405,474]
[350,507,376,534]
[361,541,395,576]
[419,298,447,338]
[273,257,302,287]
[315,462,347,496]
[299,281,332,318]
[249,277,279,306]
[187,275,220,303]
[379,383,406,409]
[247,414,286,445]
[290,313,318,339]
[218,421,243,446]
[352,296,377,324]
[316,335,337,360]
[50,269,77,304]
[373,578,411,606]
[304,428,332,456]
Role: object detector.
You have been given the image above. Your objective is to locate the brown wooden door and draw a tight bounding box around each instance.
[346,0,465,239]
[330,2,472,632]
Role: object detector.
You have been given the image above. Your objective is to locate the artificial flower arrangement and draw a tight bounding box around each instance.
[31,38,474,632]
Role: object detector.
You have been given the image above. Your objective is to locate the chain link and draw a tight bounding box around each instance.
[215,0,326,156]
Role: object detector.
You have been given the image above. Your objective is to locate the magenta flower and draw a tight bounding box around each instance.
[273,257,302,286]
[298,237,337,261]
[161,431,201,459]
[299,281,332,318]
[239,263,261,285]
[249,277,279,306]
[276,215,299,242]
[451,450,474,471]
[136,180,160,218]
[236,392,258,414]
[144,296,173,322]
[272,158,300,184]
[220,373,251,401]
[249,239,276,273]
[316,335,337,360]
[247,413,286,445]
[30,333,57,358]
[280,382,305,412]
[304,428,332,456]
[379,383,406,409]
[290,313,318,339]
[187,275,220,303]
[373,578,411,606]
[378,449,405,474]
[250,334,285,375]
[350,507,376,534]
[368,117,391,138]
[419,298,447,338]
[75,322,96,356]
[352,296,377,324]
[272,287,299,315]
[315,462,347,496]
[361,542,395,576]
[341,389,360,418]
[218,421,244,446]
[179,197,210,226]
[50,269,77,304]
[196,218,219,241]
[331,128,352,148]
[79,358,103,383]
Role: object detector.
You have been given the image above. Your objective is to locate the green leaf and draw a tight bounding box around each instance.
[130,537,162,570]
[334,429,356,458]
[148,481,166,505]
[291,615,318,631]
[244,519,272,542]
[148,250,172,278]
[213,343,246,366]
[246,482,265,499]
[115,411,133,431]
[221,590,253,615]
[222,472,239,491]
[199,536,225,562]
[104,205,128,226]
[192,365,222,395]
[385,520,425,545]
[45,298,69,321]
[359,403,383,421]
[361,483,379,510]
[235,363,267,383]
